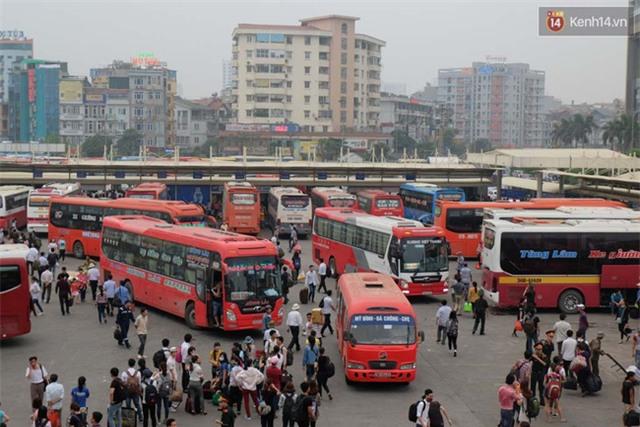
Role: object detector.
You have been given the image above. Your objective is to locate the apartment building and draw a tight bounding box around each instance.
[0,36,33,137]
[175,96,223,148]
[380,92,434,141]
[59,76,88,147]
[438,62,546,147]
[627,0,639,120]
[231,15,384,132]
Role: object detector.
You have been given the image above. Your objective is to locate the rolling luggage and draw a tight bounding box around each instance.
[299,287,309,304]
[563,377,578,390]
[625,410,640,426]
[121,407,137,427]
[585,373,602,393]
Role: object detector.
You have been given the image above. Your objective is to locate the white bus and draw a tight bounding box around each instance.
[268,187,313,237]
[27,183,81,233]
[0,186,33,231]
[482,218,640,313]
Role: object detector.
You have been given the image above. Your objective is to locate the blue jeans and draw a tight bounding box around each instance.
[308,284,316,303]
[98,303,106,323]
[499,408,513,427]
[156,396,170,421]
[126,394,143,420]
[525,333,537,353]
[107,402,122,427]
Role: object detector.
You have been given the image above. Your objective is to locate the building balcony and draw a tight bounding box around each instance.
[60,113,84,120]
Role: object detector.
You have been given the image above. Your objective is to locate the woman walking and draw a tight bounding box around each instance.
[96,287,108,324]
[316,347,333,400]
[153,362,172,424]
[617,299,631,343]
[302,336,319,382]
[70,376,90,425]
[446,311,459,357]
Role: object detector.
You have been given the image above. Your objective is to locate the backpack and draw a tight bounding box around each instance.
[326,360,335,378]
[153,350,167,369]
[523,317,535,335]
[408,400,426,423]
[291,394,306,422]
[545,373,562,401]
[319,298,325,308]
[286,350,294,367]
[113,378,126,403]
[511,360,530,385]
[526,396,540,419]
[126,370,142,396]
[446,319,458,337]
[158,375,172,397]
[282,393,296,419]
[144,381,158,405]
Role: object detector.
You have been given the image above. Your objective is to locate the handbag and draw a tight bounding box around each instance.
[514,320,523,332]
[170,387,183,402]
[113,326,122,341]
[463,302,473,313]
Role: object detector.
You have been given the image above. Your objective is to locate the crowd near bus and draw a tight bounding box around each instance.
[27,183,81,234]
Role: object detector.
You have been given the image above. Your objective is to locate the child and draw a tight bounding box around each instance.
[90,411,103,427]
[96,287,108,324]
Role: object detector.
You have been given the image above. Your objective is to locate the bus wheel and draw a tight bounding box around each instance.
[72,241,85,259]
[124,280,134,302]
[329,257,337,278]
[345,375,353,386]
[558,289,583,314]
[185,302,197,329]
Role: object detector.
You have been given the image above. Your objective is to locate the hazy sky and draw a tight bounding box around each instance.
[2,0,629,104]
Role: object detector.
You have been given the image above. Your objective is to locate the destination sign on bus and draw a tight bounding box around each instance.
[437,193,464,201]
[231,193,256,205]
[376,199,400,208]
[282,196,310,209]
[352,314,413,324]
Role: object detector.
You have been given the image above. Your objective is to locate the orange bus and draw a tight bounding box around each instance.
[336,273,424,384]
[0,244,31,340]
[222,182,261,234]
[311,187,358,210]
[49,197,212,258]
[434,198,628,259]
[100,216,284,330]
[125,183,168,200]
[356,190,404,217]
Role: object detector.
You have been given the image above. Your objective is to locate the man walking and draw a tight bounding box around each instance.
[435,300,452,345]
[116,302,135,349]
[459,262,472,300]
[26,356,48,404]
[450,274,465,312]
[87,264,100,301]
[472,290,489,335]
[41,266,53,304]
[589,332,605,376]
[320,290,335,337]
[288,226,298,253]
[44,373,64,427]
[108,367,125,427]
[26,243,38,275]
[58,238,66,261]
[561,330,577,378]
[55,273,71,316]
[553,313,572,356]
[577,304,589,339]
[286,303,303,352]
[104,275,116,316]
[317,258,328,294]
[280,266,291,304]
[135,308,149,359]
[304,265,318,304]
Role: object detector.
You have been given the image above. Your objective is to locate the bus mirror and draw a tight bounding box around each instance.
[418,330,425,343]
[343,331,350,341]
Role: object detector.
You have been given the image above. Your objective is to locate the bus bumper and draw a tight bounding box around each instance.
[402,281,448,297]
[345,368,416,383]
[27,222,48,234]
[278,223,311,236]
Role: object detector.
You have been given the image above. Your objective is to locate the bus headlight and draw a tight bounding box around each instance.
[399,279,409,289]
[226,310,237,322]
[399,363,416,370]
[346,362,365,370]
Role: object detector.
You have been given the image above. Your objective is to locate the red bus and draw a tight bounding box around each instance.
[311,187,358,210]
[313,208,449,296]
[49,197,212,258]
[222,182,261,234]
[336,273,424,384]
[100,216,284,330]
[356,190,403,217]
[435,198,628,259]
[0,244,31,339]
[0,186,32,230]
[125,183,168,200]
[482,218,640,313]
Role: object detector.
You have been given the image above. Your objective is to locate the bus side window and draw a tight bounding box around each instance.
[194,268,207,302]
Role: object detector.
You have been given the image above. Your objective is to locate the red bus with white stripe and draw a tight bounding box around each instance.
[27,183,81,234]
[482,218,640,313]
[100,216,284,330]
[311,187,358,209]
[0,186,32,230]
[125,183,168,200]
[356,190,404,217]
[312,208,449,296]
[0,244,31,339]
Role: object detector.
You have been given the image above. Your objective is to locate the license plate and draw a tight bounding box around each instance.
[422,291,432,295]
[373,372,393,378]
[252,319,263,325]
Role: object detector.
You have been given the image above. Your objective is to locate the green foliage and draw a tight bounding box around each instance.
[190,138,220,157]
[81,135,112,157]
[551,114,595,148]
[470,138,493,152]
[602,114,639,153]
[114,129,142,157]
[317,138,342,161]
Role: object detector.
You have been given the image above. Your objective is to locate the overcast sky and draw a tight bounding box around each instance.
[2,0,629,104]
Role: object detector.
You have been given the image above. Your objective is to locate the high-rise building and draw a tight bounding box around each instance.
[438,62,546,147]
[8,59,68,142]
[0,35,33,137]
[90,58,177,147]
[59,76,88,147]
[626,0,639,120]
[231,15,384,132]
[222,59,234,90]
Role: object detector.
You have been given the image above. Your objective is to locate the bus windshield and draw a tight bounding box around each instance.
[328,197,356,208]
[225,256,281,303]
[400,238,448,272]
[349,314,416,345]
[282,195,309,209]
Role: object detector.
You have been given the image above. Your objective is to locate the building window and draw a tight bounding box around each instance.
[135,92,143,100]
[246,50,253,58]
[304,81,310,89]
[305,36,311,45]
[318,96,328,105]
[319,52,328,60]
[341,23,348,34]
[305,66,311,75]
[340,97,347,108]
[304,110,310,118]
[341,53,347,65]
[246,109,253,117]
[340,67,347,79]
[256,49,269,58]
[304,96,310,104]
[340,110,347,123]
[319,67,329,75]
[318,81,329,89]
[340,82,347,94]
[254,108,269,117]
[305,51,311,60]
[341,38,347,50]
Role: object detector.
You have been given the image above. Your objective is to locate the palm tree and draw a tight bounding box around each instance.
[551,119,573,147]
[602,118,623,150]
[573,114,595,147]
[602,114,639,153]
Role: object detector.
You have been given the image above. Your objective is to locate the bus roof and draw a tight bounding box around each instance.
[311,187,355,198]
[269,187,307,196]
[51,196,204,216]
[103,216,278,255]
[129,182,167,190]
[0,185,33,196]
[0,243,29,259]
[357,190,399,198]
[438,198,627,210]
[484,218,640,233]
[315,208,443,237]
[338,273,415,316]
[400,183,462,193]
[224,181,256,190]
[485,206,640,220]
[32,183,80,194]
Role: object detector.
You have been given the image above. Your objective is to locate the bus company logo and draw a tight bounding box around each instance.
[379,352,388,360]
[54,210,63,219]
[546,10,565,32]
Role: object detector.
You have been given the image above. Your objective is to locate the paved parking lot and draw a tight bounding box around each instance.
[0,237,632,427]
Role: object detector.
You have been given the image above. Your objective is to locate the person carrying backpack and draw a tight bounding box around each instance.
[408,389,433,427]
[141,369,158,427]
[446,311,459,357]
[543,363,566,423]
[302,336,319,382]
[278,382,297,427]
[522,312,539,353]
[121,359,143,423]
[152,363,172,424]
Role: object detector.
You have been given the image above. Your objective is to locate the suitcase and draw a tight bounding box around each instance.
[299,287,309,304]
[311,308,323,324]
[563,377,577,390]
[585,373,602,393]
[185,395,193,414]
[625,411,640,426]
[121,407,137,427]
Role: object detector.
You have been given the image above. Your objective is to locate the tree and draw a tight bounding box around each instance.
[551,119,573,147]
[602,114,639,153]
[115,129,142,157]
[470,138,493,152]
[317,138,342,161]
[391,130,417,154]
[190,137,220,157]
[81,135,112,157]
[363,142,391,162]
[571,114,595,147]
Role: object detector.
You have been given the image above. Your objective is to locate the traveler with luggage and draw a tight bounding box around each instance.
[543,362,566,423]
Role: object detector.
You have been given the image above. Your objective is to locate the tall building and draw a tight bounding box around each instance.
[8,59,68,142]
[59,76,88,147]
[175,96,225,148]
[0,35,33,137]
[438,62,546,147]
[222,59,234,90]
[90,58,177,147]
[626,0,639,120]
[231,15,385,132]
[380,93,434,141]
